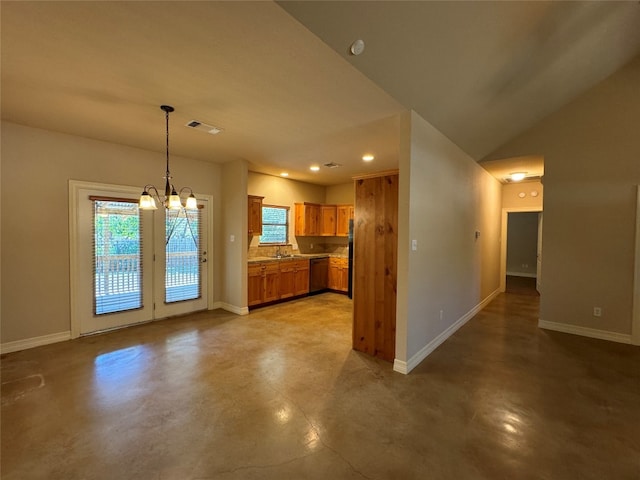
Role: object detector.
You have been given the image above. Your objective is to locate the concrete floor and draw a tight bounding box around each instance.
[2,292,639,479]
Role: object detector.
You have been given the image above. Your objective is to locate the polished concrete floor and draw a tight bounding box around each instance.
[2,292,639,479]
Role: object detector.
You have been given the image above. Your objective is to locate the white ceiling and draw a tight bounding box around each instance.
[3,1,640,185]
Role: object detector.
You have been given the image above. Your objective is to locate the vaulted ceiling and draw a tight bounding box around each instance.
[3,1,639,185]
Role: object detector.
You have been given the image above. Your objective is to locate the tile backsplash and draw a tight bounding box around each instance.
[248,239,348,258]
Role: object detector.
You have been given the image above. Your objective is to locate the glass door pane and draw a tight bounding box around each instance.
[165,208,201,303]
[93,200,143,314]
[154,200,208,318]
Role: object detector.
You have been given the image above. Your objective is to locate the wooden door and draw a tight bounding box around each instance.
[307,204,321,235]
[328,258,340,290]
[248,195,263,236]
[338,258,349,292]
[352,173,398,362]
[320,205,336,236]
[293,260,310,296]
[263,263,280,303]
[248,264,264,306]
[336,205,353,237]
[295,203,321,236]
[279,262,295,299]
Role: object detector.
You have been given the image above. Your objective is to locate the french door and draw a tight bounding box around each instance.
[71,182,208,336]
[153,204,208,318]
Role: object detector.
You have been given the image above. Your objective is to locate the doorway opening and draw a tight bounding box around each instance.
[69,181,213,337]
[501,208,542,297]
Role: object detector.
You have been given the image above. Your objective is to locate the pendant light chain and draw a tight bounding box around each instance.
[138,104,197,211]
[165,107,171,180]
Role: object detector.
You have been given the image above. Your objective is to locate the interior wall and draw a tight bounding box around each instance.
[1,121,221,344]
[247,171,325,250]
[325,182,355,205]
[396,111,502,371]
[502,180,543,209]
[221,160,248,311]
[507,212,539,277]
[485,54,640,337]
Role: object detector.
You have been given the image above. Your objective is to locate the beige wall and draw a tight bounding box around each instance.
[485,54,640,336]
[397,111,502,370]
[247,171,326,250]
[326,182,355,205]
[1,122,222,344]
[502,181,543,209]
[221,160,248,311]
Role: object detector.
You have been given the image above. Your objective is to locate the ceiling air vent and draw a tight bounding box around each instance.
[323,162,342,169]
[185,120,223,135]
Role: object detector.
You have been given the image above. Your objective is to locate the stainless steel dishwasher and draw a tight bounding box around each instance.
[309,257,329,294]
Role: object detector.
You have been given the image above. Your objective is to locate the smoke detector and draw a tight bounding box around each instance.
[185,120,223,135]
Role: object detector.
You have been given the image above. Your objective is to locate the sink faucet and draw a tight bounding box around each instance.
[275,247,282,258]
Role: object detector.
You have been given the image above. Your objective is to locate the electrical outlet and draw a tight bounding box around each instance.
[593,307,602,317]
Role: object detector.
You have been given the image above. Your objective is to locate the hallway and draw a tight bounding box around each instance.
[2,292,639,479]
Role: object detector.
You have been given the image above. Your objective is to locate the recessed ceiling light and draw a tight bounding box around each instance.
[310,165,320,172]
[280,172,289,177]
[362,154,374,162]
[510,172,527,182]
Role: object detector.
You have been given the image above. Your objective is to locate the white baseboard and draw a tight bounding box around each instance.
[538,319,632,344]
[506,271,537,278]
[394,288,501,375]
[218,302,249,316]
[1,331,71,354]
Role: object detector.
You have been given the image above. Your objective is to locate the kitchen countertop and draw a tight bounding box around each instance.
[248,253,346,264]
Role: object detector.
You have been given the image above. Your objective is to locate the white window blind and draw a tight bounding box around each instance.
[92,198,143,315]
[165,208,202,303]
[259,205,289,244]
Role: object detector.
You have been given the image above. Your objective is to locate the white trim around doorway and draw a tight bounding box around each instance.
[68,180,215,339]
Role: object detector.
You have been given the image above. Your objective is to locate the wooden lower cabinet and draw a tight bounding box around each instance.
[279,263,296,299]
[248,263,280,306]
[248,259,310,307]
[293,260,310,296]
[328,257,348,293]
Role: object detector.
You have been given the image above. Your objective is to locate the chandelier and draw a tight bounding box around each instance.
[139,105,197,210]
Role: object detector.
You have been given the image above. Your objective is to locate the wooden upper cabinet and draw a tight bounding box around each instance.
[295,202,353,237]
[320,205,337,236]
[294,203,320,236]
[248,195,264,236]
[336,205,354,237]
